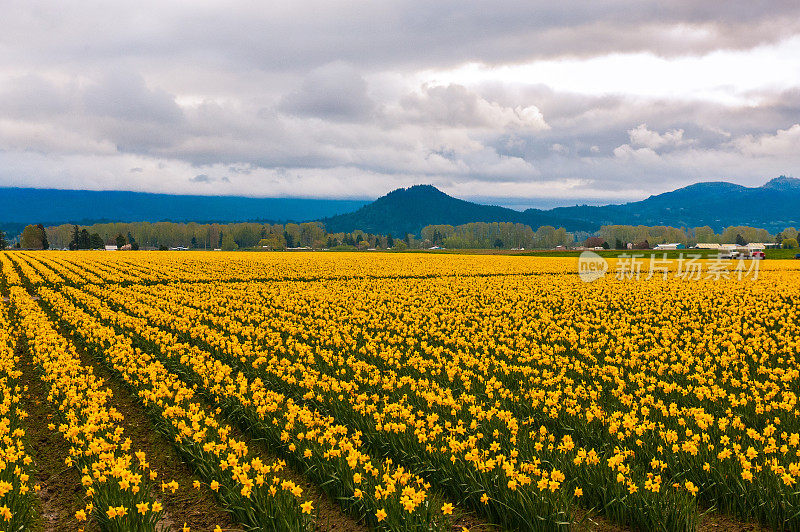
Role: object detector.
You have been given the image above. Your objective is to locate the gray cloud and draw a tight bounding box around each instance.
[1,2,800,204]
[6,2,800,71]
[82,70,183,123]
[280,62,375,121]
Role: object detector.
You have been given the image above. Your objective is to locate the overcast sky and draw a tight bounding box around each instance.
[2,1,800,206]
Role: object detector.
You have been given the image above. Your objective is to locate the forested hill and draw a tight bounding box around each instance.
[321,185,595,236]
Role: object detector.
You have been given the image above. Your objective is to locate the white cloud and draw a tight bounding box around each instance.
[612,144,661,163]
[732,124,800,156]
[628,124,689,149]
[418,35,800,106]
[399,84,549,131]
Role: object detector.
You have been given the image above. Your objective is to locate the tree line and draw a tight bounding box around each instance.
[421,223,572,249]
[592,225,800,249]
[2,220,798,251]
[419,223,800,250]
[37,221,397,251]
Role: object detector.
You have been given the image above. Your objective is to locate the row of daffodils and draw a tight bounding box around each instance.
[32,285,316,532]
[5,249,800,531]
[0,297,36,530]
[67,281,576,531]
[9,286,163,531]
[0,254,22,289]
[40,283,454,532]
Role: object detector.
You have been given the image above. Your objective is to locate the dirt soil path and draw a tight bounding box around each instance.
[190,386,370,532]
[67,333,243,532]
[20,341,93,532]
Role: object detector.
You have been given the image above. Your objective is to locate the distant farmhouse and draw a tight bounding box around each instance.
[653,243,685,250]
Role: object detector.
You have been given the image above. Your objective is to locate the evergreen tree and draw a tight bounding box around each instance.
[0,230,7,250]
[79,229,91,250]
[90,233,105,249]
[37,224,49,249]
[115,233,126,249]
[70,225,80,250]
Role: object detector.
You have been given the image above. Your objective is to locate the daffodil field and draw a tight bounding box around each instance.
[0,279,36,531]
[1,251,800,531]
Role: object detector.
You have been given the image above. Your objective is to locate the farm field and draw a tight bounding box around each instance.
[0,251,799,531]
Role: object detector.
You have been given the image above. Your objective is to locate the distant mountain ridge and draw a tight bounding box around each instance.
[1,177,797,238]
[549,176,800,232]
[0,188,368,225]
